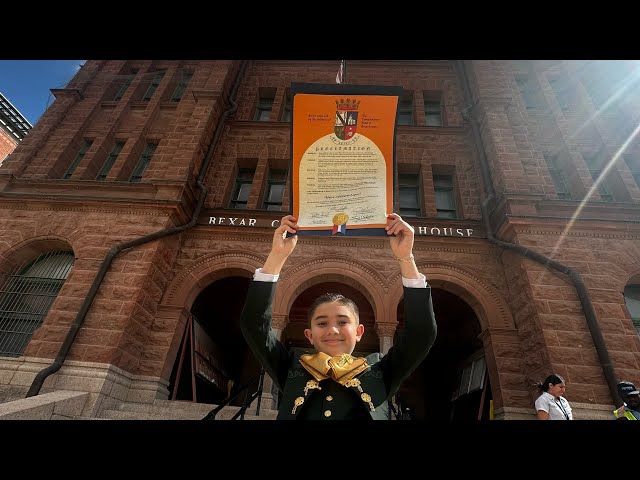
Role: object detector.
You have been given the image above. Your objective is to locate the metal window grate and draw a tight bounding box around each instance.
[0,251,74,357]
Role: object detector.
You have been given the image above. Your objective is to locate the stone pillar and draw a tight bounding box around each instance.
[258,314,288,411]
[375,323,397,355]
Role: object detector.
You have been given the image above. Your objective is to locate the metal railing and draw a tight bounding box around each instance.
[202,369,265,420]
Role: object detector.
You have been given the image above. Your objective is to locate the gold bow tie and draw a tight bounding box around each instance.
[299,352,368,385]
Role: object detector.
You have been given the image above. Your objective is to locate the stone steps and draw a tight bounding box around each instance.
[99,399,277,420]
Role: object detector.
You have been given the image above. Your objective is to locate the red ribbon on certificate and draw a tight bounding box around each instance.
[331,223,347,235]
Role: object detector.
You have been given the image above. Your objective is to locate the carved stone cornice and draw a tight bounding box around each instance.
[51,88,83,100]
[375,323,397,337]
[271,314,288,330]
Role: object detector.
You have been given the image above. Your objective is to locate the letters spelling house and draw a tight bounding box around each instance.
[0,60,638,421]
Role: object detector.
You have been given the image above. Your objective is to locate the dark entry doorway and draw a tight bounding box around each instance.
[395,288,491,421]
[168,276,261,405]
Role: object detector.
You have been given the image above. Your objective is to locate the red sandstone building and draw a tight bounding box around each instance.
[0,60,638,420]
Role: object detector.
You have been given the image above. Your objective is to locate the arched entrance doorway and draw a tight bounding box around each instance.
[168,276,261,405]
[396,288,490,421]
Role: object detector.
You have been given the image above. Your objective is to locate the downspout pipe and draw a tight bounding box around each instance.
[455,60,619,406]
[26,60,248,397]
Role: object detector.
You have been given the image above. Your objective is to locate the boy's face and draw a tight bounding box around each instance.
[304,301,364,357]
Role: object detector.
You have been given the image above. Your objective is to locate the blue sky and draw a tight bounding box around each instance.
[0,60,86,126]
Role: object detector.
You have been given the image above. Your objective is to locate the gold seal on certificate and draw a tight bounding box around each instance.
[332,212,349,225]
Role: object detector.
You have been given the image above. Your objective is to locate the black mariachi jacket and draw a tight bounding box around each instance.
[240,280,437,420]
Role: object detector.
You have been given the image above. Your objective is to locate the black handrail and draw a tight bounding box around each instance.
[202,369,265,420]
[388,394,414,420]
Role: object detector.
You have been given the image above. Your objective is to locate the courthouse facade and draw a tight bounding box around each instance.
[0,60,639,420]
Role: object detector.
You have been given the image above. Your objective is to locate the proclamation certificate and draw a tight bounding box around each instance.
[290,83,402,236]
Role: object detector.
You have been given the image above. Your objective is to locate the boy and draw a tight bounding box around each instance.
[240,213,437,420]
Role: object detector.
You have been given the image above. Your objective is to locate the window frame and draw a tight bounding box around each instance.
[129,142,158,183]
[262,168,288,211]
[142,70,166,102]
[398,172,422,217]
[63,139,93,179]
[229,168,256,209]
[433,173,458,219]
[96,141,125,181]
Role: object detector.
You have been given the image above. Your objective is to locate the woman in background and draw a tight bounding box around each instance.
[534,374,573,420]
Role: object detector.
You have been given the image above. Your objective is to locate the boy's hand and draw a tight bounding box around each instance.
[386,213,420,279]
[386,212,414,259]
[262,215,298,274]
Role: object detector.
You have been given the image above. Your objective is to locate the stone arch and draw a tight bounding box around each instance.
[274,256,388,327]
[387,261,515,331]
[0,235,76,290]
[161,250,267,310]
[0,235,77,358]
[624,264,640,287]
[157,251,267,382]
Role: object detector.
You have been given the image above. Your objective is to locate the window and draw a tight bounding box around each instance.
[456,355,486,398]
[170,69,193,102]
[96,141,125,181]
[254,91,275,121]
[129,142,158,183]
[543,154,571,199]
[424,91,442,126]
[433,174,457,219]
[114,74,135,102]
[584,155,613,201]
[549,76,570,111]
[143,71,166,101]
[281,91,292,122]
[229,168,255,209]
[397,93,414,126]
[0,251,74,357]
[624,155,640,189]
[63,139,93,179]
[516,75,537,109]
[262,168,287,210]
[399,173,421,217]
[624,285,640,335]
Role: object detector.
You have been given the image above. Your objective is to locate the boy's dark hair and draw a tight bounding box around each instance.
[308,293,359,324]
[537,374,565,392]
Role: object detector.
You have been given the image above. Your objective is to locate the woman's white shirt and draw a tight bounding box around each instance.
[535,391,573,420]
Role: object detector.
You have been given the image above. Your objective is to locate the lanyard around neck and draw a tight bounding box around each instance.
[555,398,570,420]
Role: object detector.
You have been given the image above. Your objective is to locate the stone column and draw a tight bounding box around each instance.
[375,323,397,355]
[258,314,288,412]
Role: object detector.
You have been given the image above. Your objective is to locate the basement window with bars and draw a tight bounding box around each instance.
[0,251,74,357]
[63,139,93,179]
[129,142,158,183]
[624,285,640,336]
[96,141,125,181]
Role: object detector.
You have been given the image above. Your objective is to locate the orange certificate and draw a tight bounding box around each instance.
[290,83,402,236]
